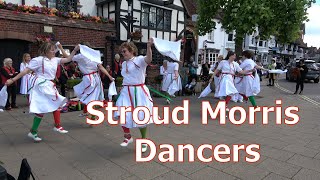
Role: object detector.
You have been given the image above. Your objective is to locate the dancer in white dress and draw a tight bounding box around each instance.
[19,53,31,95]
[210,55,224,99]
[209,51,253,110]
[237,50,267,107]
[161,59,182,97]
[232,58,244,102]
[114,38,154,153]
[6,42,79,142]
[67,42,114,118]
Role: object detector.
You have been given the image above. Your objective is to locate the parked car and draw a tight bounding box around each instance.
[286,60,320,83]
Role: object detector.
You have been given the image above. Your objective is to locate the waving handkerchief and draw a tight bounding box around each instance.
[79,45,101,64]
[198,84,212,98]
[268,69,287,74]
[108,81,117,101]
[152,37,181,61]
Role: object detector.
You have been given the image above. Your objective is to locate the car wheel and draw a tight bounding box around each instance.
[315,79,319,83]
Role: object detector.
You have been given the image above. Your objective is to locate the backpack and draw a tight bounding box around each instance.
[17,159,35,180]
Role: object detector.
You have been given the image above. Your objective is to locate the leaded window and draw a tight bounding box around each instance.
[47,0,77,12]
[141,4,172,31]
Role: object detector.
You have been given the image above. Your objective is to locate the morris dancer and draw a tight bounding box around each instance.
[232,57,244,103]
[238,50,267,107]
[5,42,79,142]
[210,55,223,99]
[209,51,253,111]
[19,53,31,96]
[161,59,182,100]
[70,42,114,118]
[114,38,154,153]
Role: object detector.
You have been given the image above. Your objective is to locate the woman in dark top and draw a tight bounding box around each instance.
[200,61,210,82]
[0,58,18,110]
[294,59,308,94]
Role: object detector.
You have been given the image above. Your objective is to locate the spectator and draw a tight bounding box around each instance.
[267,59,276,86]
[113,54,122,77]
[0,58,18,110]
[200,60,210,83]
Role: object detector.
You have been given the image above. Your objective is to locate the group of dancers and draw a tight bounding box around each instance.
[208,50,267,111]
[5,39,154,153]
[4,38,266,154]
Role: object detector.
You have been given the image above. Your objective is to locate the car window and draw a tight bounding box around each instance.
[306,63,318,69]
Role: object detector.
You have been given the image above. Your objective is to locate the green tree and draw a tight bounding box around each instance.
[196,0,315,55]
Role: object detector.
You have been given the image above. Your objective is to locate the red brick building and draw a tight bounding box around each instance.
[0,8,116,72]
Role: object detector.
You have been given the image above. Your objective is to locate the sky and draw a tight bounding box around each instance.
[304,0,320,48]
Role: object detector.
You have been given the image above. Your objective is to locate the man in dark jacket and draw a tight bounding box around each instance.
[294,59,308,94]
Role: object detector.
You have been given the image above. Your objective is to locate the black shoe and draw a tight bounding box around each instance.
[5,107,12,110]
[267,84,271,86]
[294,91,298,94]
[299,91,303,94]
[11,105,18,108]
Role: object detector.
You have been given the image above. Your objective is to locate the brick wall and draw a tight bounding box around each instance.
[0,9,116,64]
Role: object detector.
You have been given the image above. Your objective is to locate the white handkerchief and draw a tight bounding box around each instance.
[108,81,117,101]
[152,37,181,61]
[0,86,8,107]
[79,45,101,64]
[268,69,288,74]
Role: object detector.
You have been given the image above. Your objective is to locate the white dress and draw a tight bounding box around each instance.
[27,56,67,114]
[114,56,153,128]
[211,62,221,98]
[232,76,244,102]
[215,60,242,97]
[19,62,29,94]
[161,62,182,93]
[238,59,260,97]
[72,54,104,105]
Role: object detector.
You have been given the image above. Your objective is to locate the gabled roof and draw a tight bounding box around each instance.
[182,0,197,17]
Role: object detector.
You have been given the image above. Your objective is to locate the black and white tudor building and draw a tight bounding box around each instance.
[95,0,187,65]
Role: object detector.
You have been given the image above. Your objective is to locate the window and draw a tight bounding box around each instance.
[141,4,172,31]
[251,37,255,45]
[259,41,263,47]
[47,0,77,12]
[47,0,56,8]
[204,49,219,65]
[228,33,233,41]
[141,5,149,26]
[207,31,214,41]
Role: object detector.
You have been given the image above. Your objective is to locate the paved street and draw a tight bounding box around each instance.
[1,76,320,180]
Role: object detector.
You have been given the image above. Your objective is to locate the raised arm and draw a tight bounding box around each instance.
[145,38,153,64]
[60,45,80,64]
[57,44,69,58]
[98,64,114,81]
[5,68,32,86]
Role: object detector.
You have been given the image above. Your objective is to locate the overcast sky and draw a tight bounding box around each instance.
[304,0,320,48]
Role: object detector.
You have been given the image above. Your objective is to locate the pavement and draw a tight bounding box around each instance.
[1,76,320,180]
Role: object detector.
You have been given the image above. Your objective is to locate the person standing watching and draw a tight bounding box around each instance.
[1,58,18,110]
[294,59,308,94]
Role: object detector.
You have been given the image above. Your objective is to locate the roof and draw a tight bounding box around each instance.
[182,0,197,17]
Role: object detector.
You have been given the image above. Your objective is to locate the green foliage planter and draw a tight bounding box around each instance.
[66,78,82,89]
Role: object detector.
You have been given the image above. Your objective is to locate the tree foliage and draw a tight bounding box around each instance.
[196,0,315,54]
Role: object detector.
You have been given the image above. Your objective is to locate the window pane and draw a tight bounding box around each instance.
[149,7,157,28]
[156,9,163,29]
[228,34,233,41]
[47,0,56,8]
[164,10,171,30]
[141,5,149,26]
